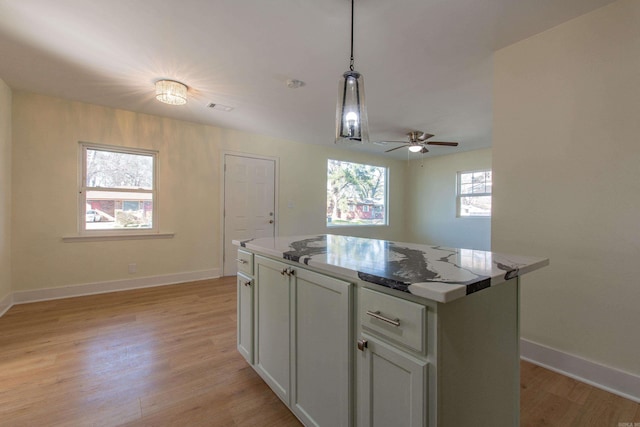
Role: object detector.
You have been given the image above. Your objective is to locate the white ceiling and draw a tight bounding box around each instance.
[0,0,616,159]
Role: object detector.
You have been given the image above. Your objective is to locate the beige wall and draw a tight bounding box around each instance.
[493,0,640,374]
[405,149,491,250]
[0,79,11,301]
[11,92,407,292]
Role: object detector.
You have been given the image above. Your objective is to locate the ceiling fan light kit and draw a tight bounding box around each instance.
[336,0,369,144]
[155,80,188,106]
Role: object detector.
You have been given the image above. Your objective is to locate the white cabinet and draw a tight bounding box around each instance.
[236,250,255,364]
[292,267,351,427]
[357,287,428,427]
[357,336,427,427]
[252,255,352,427]
[254,255,292,402]
[236,273,254,364]
[239,249,520,427]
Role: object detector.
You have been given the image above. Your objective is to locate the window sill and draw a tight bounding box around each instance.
[62,232,175,243]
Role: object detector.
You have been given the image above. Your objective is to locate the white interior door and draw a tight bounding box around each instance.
[223,154,276,276]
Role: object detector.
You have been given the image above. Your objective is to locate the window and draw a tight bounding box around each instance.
[457,170,492,217]
[80,143,157,233]
[327,159,387,226]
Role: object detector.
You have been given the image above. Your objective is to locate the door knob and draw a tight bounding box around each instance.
[269,219,274,224]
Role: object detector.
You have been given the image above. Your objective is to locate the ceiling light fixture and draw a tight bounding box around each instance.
[335,0,368,144]
[155,80,187,105]
[408,145,423,153]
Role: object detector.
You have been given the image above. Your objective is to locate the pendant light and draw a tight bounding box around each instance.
[336,0,369,144]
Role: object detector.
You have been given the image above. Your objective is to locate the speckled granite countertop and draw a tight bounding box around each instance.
[234,234,548,303]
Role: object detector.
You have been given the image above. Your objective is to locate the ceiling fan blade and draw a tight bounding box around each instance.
[420,147,429,153]
[417,132,435,141]
[374,140,409,145]
[426,141,459,146]
[385,145,407,153]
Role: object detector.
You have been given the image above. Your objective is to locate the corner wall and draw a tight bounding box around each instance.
[10,92,407,293]
[0,78,11,310]
[405,148,491,250]
[493,0,640,376]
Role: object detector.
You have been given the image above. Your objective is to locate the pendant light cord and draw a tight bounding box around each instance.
[350,0,355,71]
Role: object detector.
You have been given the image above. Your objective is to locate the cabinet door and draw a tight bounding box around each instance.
[237,273,254,364]
[358,335,428,427]
[292,268,352,427]
[254,256,291,403]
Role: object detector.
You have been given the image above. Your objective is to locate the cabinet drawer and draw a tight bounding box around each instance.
[237,249,254,275]
[360,288,426,353]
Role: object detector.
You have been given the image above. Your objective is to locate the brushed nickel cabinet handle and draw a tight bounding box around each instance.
[366,310,401,327]
[236,258,247,264]
[357,339,368,352]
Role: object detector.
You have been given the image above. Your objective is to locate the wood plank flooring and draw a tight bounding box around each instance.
[0,277,638,426]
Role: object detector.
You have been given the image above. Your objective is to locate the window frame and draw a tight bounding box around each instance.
[79,142,159,235]
[326,159,389,228]
[456,169,492,218]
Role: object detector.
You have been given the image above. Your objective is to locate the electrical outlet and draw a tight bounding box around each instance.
[128,263,137,274]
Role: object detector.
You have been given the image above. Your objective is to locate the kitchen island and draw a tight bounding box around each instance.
[234,234,548,427]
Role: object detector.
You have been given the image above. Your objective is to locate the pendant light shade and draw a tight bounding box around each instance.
[155,80,187,105]
[335,0,369,144]
[336,71,369,143]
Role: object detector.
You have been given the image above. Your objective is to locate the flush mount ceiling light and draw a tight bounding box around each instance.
[155,80,187,105]
[335,0,369,144]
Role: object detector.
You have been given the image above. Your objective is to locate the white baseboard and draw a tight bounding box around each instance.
[0,291,13,317]
[521,338,640,403]
[11,269,221,305]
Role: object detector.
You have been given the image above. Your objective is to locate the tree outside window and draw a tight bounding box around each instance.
[80,143,157,232]
[327,160,387,226]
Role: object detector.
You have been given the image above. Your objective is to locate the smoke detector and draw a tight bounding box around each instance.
[286,79,305,89]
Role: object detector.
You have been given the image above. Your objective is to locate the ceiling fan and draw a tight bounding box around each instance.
[380,131,459,153]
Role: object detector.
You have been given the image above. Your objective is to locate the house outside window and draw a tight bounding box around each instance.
[327,159,387,226]
[457,169,492,217]
[80,142,158,233]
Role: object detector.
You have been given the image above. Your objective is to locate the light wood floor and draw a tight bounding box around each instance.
[0,277,638,426]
